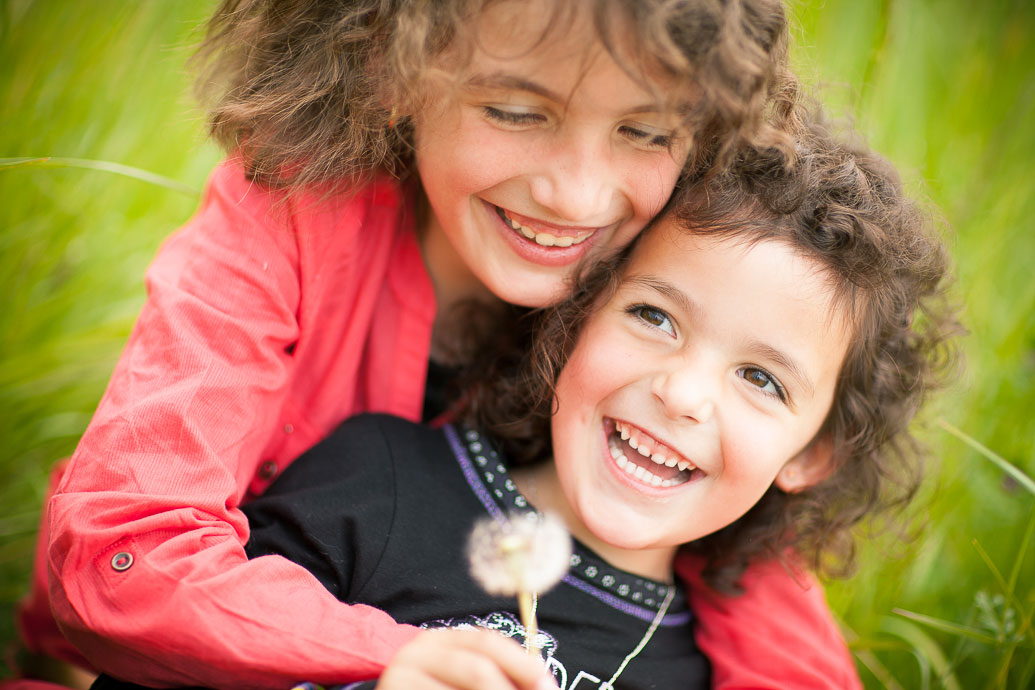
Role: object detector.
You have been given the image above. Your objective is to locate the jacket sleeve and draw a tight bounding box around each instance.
[676,552,862,690]
[46,161,419,688]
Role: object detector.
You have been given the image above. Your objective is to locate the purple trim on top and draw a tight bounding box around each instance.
[444,424,504,522]
[562,574,692,627]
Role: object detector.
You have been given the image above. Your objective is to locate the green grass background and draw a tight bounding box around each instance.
[1,0,1032,686]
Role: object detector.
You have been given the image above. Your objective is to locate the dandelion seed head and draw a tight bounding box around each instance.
[467,512,572,597]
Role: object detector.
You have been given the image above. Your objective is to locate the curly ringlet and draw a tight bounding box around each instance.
[194,0,799,192]
[461,110,963,593]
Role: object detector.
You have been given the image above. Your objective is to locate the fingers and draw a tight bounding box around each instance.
[377,628,558,690]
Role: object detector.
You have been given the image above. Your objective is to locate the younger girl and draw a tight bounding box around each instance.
[19,0,845,687]
[96,114,957,689]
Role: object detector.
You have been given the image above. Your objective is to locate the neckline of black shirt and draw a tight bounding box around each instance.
[447,423,690,624]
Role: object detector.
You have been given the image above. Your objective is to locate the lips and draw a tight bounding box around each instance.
[605,418,702,489]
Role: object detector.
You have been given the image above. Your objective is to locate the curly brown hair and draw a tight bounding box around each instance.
[461,111,963,593]
[194,0,799,190]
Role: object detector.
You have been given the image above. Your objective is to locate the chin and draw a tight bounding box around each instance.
[492,277,569,308]
[581,508,662,551]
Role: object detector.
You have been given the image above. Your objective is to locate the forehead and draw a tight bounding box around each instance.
[624,219,854,361]
[449,0,689,105]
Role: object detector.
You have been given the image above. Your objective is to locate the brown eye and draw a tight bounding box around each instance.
[637,306,666,326]
[742,368,769,387]
[737,367,787,402]
[628,305,676,337]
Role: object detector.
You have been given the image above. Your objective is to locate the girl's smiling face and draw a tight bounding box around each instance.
[544,220,853,577]
[414,0,690,309]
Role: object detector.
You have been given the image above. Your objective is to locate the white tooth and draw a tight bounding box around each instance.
[616,455,628,469]
[553,236,574,247]
[535,232,557,246]
[665,457,678,467]
[636,444,651,458]
[633,466,647,481]
[519,225,535,239]
[628,435,639,450]
[677,460,691,472]
[651,475,663,487]
[620,427,630,441]
[661,478,673,487]
[624,462,637,476]
[608,438,627,465]
[572,232,592,245]
[651,453,666,465]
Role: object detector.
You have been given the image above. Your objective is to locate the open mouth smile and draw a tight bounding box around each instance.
[494,205,596,247]
[606,419,703,488]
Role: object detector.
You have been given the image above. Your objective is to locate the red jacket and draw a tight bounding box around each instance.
[37,160,860,688]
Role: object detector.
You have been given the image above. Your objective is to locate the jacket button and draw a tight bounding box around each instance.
[258,460,278,480]
[111,552,134,571]
[283,423,294,434]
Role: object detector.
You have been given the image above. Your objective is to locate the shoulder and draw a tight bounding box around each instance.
[200,158,410,238]
[269,414,449,492]
[336,412,443,448]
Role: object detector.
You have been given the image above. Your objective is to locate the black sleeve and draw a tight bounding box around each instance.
[243,414,399,601]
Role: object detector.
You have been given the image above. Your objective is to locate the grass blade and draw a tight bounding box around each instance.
[881,616,963,690]
[1007,511,1035,598]
[893,608,1002,645]
[937,419,1035,497]
[0,156,198,196]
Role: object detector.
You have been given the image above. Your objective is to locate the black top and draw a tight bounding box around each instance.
[92,414,710,689]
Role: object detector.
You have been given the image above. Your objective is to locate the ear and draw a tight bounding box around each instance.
[775,434,835,493]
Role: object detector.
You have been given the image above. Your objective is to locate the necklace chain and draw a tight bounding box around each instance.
[605,584,675,688]
[530,562,675,689]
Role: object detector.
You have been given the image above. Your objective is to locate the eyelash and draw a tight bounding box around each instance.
[627,303,789,404]
[618,125,674,149]
[483,107,675,149]
[482,106,545,126]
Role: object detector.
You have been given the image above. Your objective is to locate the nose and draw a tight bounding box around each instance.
[650,363,716,424]
[528,133,616,223]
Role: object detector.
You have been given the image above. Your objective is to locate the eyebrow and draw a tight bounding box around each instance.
[628,274,817,399]
[464,71,668,116]
[626,274,699,319]
[744,341,816,400]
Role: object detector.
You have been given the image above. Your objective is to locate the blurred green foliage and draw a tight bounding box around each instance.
[1,0,1032,686]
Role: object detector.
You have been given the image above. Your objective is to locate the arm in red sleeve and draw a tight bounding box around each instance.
[676,552,862,690]
[46,161,419,688]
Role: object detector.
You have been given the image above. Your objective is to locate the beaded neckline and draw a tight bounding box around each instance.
[449,424,689,619]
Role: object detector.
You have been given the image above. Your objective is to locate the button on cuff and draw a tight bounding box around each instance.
[111,552,134,571]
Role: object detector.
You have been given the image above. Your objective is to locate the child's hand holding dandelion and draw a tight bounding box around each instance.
[375,628,559,690]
